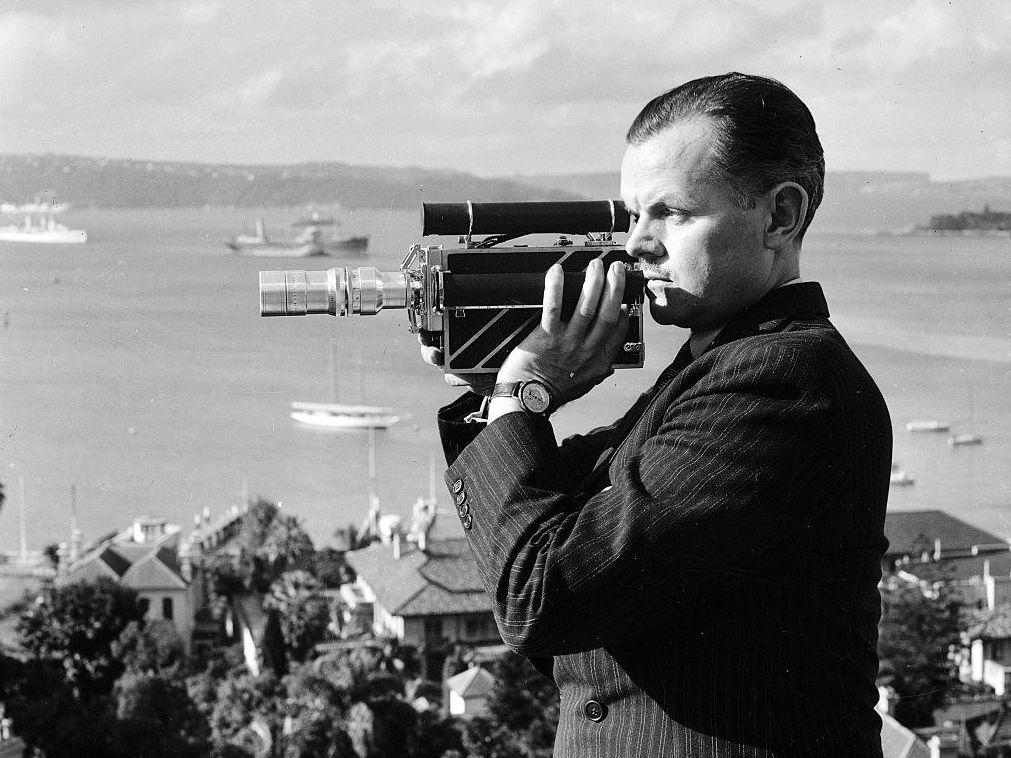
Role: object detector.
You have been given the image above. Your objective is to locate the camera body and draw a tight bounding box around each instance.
[259,200,645,376]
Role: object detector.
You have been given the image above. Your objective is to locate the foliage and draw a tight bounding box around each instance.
[278,712,356,758]
[16,576,147,697]
[878,570,964,728]
[265,570,332,662]
[461,717,527,758]
[113,618,186,674]
[208,670,286,749]
[236,497,316,593]
[312,546,353,588]
[485,651,559,754]
[43,541,60,569]
[261,609,288,676]
[113,670,211,756]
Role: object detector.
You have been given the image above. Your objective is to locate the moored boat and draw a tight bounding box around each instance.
[905,420,950,433]
[889,463,915,487]
[289,401,399,430]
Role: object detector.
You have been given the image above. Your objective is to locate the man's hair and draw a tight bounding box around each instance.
[626,72,824,236]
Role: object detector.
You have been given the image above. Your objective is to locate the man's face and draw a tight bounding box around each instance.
[620,118,777,331]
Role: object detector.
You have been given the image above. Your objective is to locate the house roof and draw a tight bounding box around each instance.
[880,712,931,758]
[446,666,495,698]
[967,605,1011,641]
[885,510,1009,557]
[345,538,492,618]
[61,522,189,590]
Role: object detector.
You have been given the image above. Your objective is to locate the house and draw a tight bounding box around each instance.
[445,666,495,718]
[56,507,247,655]
[883,510,1011,608]
[965,605,1011,696]
[344,536,501,677]
[58,516,203,652]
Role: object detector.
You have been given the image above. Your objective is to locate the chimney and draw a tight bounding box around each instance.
[56,541,70,576]
[393,532,401,560]
[934,538,942,561]
[179,540,193,582]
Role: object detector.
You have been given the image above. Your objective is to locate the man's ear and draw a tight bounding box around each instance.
[763,182,809,249]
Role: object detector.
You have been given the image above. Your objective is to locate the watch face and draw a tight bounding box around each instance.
[520,381,551,414]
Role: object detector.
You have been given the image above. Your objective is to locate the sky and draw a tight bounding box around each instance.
[0,0,1008,180]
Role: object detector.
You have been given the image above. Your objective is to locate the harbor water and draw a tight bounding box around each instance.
[1,206,1008,552]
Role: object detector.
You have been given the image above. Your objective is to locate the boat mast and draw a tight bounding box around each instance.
[18,475,26,566]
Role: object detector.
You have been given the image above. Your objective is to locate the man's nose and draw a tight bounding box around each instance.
[625,218,661,261]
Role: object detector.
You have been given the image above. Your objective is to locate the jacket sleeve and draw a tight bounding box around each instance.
[445,339,852,656]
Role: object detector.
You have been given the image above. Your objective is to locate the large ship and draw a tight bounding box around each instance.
[291,209,369,257]
[225,218,326,258]
[0,205,87,244]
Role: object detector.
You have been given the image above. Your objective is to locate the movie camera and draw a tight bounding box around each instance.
[258,200,645,376]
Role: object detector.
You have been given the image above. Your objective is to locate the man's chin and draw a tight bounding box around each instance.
[647,300,684,327]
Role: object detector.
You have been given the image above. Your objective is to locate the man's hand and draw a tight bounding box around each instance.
[417,331,499,395]
[418,259,629,403]
[499,260,629,406]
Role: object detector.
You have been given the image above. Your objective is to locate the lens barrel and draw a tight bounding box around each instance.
[259,267,408,317]
[422,200,631,237]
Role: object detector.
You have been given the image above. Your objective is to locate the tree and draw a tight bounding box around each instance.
[878,569,964,727]
[113,619,186,674]
[485,651,559,755]
[16,577,147,697]
[265,570,331,662]
[113,670,211,757]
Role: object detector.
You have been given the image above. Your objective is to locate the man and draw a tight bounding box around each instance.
[429,73,891,757]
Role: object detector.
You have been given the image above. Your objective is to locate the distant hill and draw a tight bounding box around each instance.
[0,154,579,210]
[2,154,1009,233]
[519,170,1011,233]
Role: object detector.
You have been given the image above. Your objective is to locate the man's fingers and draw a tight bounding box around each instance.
[540,264,565,334]
[586,262,626,342]
[420,344,444,367]
[568,258,606,335]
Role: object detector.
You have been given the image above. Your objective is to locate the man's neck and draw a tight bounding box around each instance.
[688,277,804,358]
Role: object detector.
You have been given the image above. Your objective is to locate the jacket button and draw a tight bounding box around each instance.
[454,491,467,506]
[452,478,464,494]
[584,700,606,722]
[462,514,473,530]
[457,503,470,518]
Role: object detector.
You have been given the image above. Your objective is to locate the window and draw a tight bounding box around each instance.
[424,618,442,643]
[139,597,150,616]
[465,617,484,639]
[162,597,174,620]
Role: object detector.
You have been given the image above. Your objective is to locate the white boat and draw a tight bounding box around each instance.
[0,213,87,244]
[905,420,950,433]
[289,401,399,429]
[889,463,915,487]
[949,433,983,448]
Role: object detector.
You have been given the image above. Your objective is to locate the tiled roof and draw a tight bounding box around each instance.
[967,605,1011,641]
[880,712,931,758]
[346,538,492,618]
[885,510,1009,556]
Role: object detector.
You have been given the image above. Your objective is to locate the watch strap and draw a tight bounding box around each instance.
[491,381,522,399]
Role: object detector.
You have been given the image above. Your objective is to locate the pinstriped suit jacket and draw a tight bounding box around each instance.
[439,283,891,757]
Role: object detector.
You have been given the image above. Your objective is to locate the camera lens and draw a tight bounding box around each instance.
[259,267,408,317]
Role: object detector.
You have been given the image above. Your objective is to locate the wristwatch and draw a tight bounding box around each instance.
[491,380,554,416]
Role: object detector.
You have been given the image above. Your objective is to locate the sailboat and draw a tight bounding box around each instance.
[290,339,400,430]
[949,385,983,447]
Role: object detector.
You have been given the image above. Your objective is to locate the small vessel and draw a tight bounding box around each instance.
[289,401,400,430]
[889,463,915,487]
[225,218,326,258]
[0,209,87,244]
[290,339,399,430]
[291,209,369,257]
[905,420,950,433]
[949,433,983,448]
[948,385,983,448]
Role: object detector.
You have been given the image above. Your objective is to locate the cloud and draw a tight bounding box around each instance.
[0,0,1009,178]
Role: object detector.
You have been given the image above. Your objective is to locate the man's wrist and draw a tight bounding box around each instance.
[488,396,525,422]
